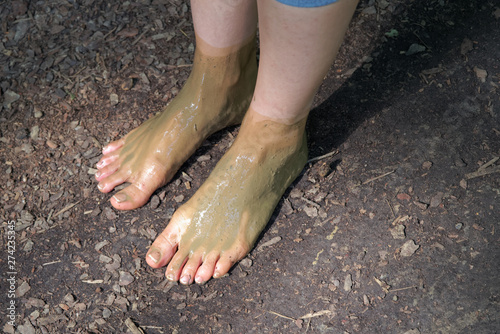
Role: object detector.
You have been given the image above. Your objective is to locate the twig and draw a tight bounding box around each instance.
[307,150,339,163]
[54,201,81,217]
[300,197,320,208]
[82,280,104,284]
[465,165,500,180]
[478,156,499,171]
[267,310,295,321]
[300,310,332,319]
[125,318,144,334]
[42,260,61,266]
[362,170,395,185]
[389,285,418,293]
[386,199,395,217]
[132,28,150,46]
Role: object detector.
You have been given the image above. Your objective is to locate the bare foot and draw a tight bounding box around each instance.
[146,108,307,284]
[95,37,257,210]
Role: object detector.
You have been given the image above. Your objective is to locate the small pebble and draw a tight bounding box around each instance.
[400,240,420,257]
[119,271,135,286]
[150,195,160,209]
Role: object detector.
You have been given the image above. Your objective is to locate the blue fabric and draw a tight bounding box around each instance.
[275,0,338,7]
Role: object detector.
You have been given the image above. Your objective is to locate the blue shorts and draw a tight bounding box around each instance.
[275,0,338,7]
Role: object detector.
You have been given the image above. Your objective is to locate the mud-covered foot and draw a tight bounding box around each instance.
[145,108,308,284]
[95,37,257,210]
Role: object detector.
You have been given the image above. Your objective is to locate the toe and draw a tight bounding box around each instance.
[146,209,190,268]
[180,253,203,285]
[110,182,158,210]
[96,152,119,169]
[102,138,125,155]
[95,160,120,181]
[195,252,219,284]
[97,168,129,193]
[165,249,190,282]
[213,244,248,279]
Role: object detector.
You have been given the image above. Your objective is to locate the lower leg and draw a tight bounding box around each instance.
[95,0,258,210]
[147,0,359,284]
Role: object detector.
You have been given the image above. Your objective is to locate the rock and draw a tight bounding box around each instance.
[422,161,433,169]
[240,258,253,268]
[95,240,110,251]
[119,271,135,286]
[17,320,35,334]
[390,224,406,239]
[304,206,318,217]
[102,308,112,318]
[406,43,426,56]
[110,93,119,106]
[16,281,31,297]
[197,154,211,162]
[103,207,118,220]
[344,274,353,292]
[174,194,184,203]
[30,126,39,140]
[23,239,34,251]
[150,195,160,209]
[430,192,444,208]
[400,240,420,257]
[46,139,58,149]
[473,67,487,83]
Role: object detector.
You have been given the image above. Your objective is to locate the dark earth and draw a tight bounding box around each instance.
[1,0,499,333]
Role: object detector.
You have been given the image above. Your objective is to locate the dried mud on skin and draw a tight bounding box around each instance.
[1,0,499,333]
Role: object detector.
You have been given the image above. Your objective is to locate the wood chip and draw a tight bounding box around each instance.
[257,236,281,251]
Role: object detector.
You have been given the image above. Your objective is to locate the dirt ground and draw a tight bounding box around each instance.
[1,0,499,333]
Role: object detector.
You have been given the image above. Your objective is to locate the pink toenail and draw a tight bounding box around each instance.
[96,161,103,168]
[95,171,101,178]
[148,250,161,263]
[113,193,127,203]
[166,273,174,281]
[180,275,191,285]
[195,276,204,284]
[97,183,104,191]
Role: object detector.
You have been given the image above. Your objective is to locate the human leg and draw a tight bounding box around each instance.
[146,0,359,284]
[95,0,258,210]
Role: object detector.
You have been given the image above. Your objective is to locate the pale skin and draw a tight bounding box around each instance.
[96,0,359,284]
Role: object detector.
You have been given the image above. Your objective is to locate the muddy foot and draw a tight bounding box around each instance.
[146,108,308,284]
[95,37,257,210]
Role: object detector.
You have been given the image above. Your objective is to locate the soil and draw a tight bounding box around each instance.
[1,0,499,333]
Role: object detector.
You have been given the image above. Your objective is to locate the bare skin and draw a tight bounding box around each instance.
[146,108,308,284]
[145,0,359,284]
[95,36,257,210]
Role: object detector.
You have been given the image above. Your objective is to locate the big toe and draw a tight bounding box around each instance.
[110,182,158,210]
[146,209,191,268]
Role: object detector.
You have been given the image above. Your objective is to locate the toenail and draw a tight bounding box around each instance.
[97,183,104,191]
[148,250,161,264]
[195,276,204,284]
[95,171,101,178]
[96,161,103,168]
[113,193,127,203]
[166,273,175,281]
[180,275,190,285]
